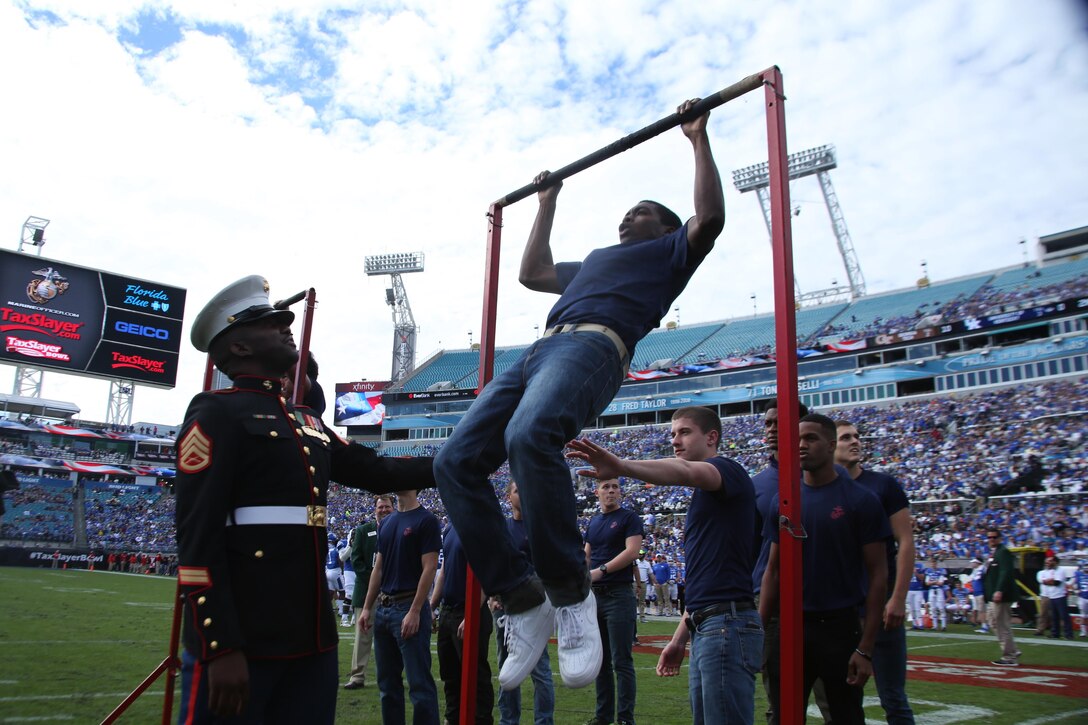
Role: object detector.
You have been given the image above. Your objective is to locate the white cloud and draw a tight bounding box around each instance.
[0,0,1085,426]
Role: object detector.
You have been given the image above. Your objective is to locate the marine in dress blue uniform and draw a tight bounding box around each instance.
[174,275,434,724]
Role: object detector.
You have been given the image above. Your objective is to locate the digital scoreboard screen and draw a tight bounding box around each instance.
[0,249,186,388]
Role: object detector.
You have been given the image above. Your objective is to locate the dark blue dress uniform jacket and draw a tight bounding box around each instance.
[174,375,434,663]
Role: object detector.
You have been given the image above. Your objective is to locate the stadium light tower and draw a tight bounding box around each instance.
[732,144,866,304]
[106,381,134,427]
[365,252,424,384]
[11,216,51,398]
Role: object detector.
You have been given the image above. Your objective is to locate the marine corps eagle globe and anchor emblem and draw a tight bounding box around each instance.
[26,267,70,304]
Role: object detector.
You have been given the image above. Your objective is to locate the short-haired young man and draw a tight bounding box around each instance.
[361,489,441,724]
[434,99,726,692]
[583,478,643,725]
[759,413,889,725]
[569,406,760,725]
[431,523,495,725]
[491,481,555,725]
[834,420,916,724]
[752,399,807,725]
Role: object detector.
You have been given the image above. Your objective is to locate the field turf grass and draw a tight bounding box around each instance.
[1,567,1085,723]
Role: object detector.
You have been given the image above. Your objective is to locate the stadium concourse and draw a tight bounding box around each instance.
[2,379,1086,571]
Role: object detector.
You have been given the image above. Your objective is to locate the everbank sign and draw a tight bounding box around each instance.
[5,335,71,361]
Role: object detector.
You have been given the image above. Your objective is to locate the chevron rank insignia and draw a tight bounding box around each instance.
[178,424,212,473]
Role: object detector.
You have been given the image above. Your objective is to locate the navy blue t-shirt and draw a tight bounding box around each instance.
[438,524,469,607]
[585,507,643,585]
[751,456,779,593]
[683,456,756,611]
[764,472,891,611]
[855,468,909,590]
[550,225,704,353]
[377,506,441,595]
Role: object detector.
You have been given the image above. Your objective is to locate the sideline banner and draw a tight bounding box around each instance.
[0,546,105,568]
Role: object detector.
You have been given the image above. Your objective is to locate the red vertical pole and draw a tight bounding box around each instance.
[762,66,803,725]
[459,202,504,724]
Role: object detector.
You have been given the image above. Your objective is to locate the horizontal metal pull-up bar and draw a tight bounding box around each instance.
[492,70,769,208]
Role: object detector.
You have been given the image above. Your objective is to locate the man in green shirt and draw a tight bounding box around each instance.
[344,494,395,689]
[982,528,1020,666]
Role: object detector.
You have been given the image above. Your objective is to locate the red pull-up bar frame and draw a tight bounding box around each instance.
[462,66,802,724]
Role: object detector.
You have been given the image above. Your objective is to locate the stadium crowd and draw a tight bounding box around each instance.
[3,379,1087,567]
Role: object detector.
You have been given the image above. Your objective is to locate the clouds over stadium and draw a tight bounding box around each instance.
[0,0,1086,423]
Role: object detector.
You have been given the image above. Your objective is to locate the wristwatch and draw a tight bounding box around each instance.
[598,564,608,574]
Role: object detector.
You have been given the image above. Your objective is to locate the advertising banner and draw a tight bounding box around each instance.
[0,250,185,387]
[334,381,390,426]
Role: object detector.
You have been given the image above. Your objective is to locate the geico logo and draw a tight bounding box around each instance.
[114,321,169,339]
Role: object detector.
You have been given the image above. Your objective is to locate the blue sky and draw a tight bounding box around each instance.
[1,0,1087,425]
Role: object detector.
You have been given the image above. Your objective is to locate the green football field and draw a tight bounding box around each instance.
[1,567,1085,724]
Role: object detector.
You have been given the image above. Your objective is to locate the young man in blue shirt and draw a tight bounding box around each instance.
[835,420,916,725]
[360,489,441,724]
[584,478,644,725]
[759,414,889,725]
[569,406,760,725]
[491,481,555,725]
[751,399,807,725]
[435,99,726,692]
[431,523,495,725]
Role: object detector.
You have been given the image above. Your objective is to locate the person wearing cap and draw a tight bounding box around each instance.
[174,275,435,723]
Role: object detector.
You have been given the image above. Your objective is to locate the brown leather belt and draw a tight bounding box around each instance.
[542,323,629,374]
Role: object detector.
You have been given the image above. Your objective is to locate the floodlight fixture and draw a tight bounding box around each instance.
[364,251,425,276]
[18,216,50,254]
[731,144,837,192]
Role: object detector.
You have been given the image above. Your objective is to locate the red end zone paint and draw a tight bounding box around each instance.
[631,637,1086,698]
[907,655,1086,699]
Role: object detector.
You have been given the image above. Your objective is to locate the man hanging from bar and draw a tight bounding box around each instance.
[435,98,726,695]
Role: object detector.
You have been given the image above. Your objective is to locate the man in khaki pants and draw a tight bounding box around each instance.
[983,528,1020,666]
[344,494,395,689]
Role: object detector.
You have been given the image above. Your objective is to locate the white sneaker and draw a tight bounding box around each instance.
[556,591,603,688]
[497,595,556,691]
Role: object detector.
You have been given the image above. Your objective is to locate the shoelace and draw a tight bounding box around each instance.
[556,605,585,647]
[497,614,517,652]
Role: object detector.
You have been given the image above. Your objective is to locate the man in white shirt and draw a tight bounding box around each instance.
[634,551,654,623]
[1037,556,1074,640]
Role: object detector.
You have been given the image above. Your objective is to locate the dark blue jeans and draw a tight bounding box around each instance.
[494,607,556,725]
[689,608,763,725]
[374,600,439,725]
[1049,596,1074,639]
[435,332,624,608]
[594,585,637,723]
[871,622,915,724]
